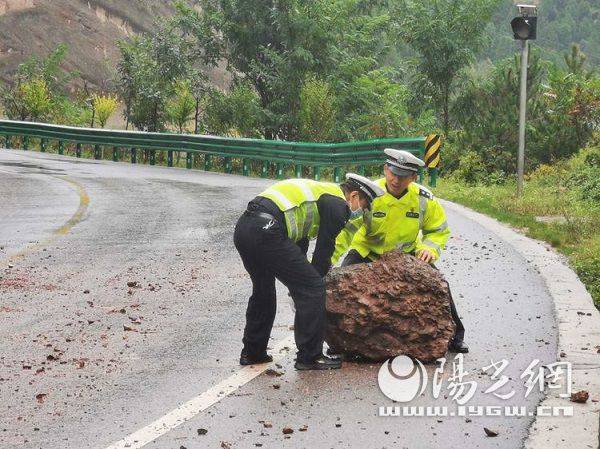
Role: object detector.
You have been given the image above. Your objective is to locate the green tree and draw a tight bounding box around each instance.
[166,80,196,133]
[18,78,52,121]
[540,64,600,161]
[1,44,79,122]
[116,24,194,132]
[227,82,264,138]
[202,88,230,136]
[174,0,393,140]
[334,68,419,140]
[202,82,263,137]
[452,49,547,173]
[298,76,336,142]
[116,39,138,130]
[451,46,599,174]
[394,0,501,134]
[176,0,328,139]
[14,44,74,97]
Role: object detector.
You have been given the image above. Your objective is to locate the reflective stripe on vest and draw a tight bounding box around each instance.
[265,188,294,210]
[422,239,441,252]
[259,179,344,242]
[418,195,428,230]
[423,220,448,235]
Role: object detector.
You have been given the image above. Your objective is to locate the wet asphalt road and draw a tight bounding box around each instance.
[0,149,557,449]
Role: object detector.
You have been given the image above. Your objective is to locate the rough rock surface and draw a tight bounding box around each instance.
[325,250,455,362]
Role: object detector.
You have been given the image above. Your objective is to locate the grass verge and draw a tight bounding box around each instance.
[435,175,600,309]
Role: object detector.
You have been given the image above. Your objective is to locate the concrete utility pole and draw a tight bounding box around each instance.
[517,39,529,197]
[511,4,538,196]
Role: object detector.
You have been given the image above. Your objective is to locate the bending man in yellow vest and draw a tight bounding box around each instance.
[333,149,468,353]
[234,174,384,370]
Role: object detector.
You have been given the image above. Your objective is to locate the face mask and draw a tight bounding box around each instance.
[349,207,364,220]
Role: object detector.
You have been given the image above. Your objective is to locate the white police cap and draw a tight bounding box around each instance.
[345,173,385,205]
[384,148,425,176]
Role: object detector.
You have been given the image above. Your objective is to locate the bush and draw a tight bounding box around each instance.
[93,94,119,128]
[583,146,600,167]
[562,145,600,203]
[570,166,600,203]
[572,241,600,308]
[454,151,486,185]
[527,161,569,186]
[18,78,52,121]
[486,170,508,185]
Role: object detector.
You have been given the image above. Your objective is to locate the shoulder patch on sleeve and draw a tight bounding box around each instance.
[419,187,434,200]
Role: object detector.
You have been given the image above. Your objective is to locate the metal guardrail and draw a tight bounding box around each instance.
[0,120,438,184]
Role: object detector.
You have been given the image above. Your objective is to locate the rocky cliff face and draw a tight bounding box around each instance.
[0,0,175,89]
[326,251,456,363]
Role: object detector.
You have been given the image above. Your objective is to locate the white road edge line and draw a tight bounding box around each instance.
[103,334,295,449]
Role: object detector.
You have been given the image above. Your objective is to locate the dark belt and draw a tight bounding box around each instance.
[244,209,278,222]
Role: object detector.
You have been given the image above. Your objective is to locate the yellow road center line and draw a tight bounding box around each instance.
[2,175,89,266]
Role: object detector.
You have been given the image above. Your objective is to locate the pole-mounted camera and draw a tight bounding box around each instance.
[511,4,538,40]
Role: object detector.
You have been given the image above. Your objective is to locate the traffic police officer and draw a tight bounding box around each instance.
[234,174,385,370]
[333,149,469,353]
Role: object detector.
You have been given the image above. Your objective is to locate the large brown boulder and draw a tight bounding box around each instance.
[325,250,455,363]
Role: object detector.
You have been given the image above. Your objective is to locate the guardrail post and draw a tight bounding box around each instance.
[58,140,65,155]
[76,143,82,158]
[276,163,284,179]
[149,150,156,165]
[112,146,119,162]
[295,164,302,178]
[204,154,212,171]
[6,135,12,149]
[313,166,321,181]
[167,150,174,167]
[261,160,269,178]
[242,159,249,176]
[22,135,29,151]
[224,157,232,174]
[334,167,342,183]
[40,138,47,153]
[131,148,137,164]
[428,168,438,188]
[358,165,365,176]
[186,152,192,169]
[94,144,101,160]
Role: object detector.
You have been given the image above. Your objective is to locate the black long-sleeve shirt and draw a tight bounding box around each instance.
[312,194,350,276]
[249,194,350,276]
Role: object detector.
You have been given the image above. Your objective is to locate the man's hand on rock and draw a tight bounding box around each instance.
[416,249,434,264]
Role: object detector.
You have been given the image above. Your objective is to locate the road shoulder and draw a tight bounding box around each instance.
[442,199,600,449]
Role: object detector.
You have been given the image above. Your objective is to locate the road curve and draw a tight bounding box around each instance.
[0,149,558,449]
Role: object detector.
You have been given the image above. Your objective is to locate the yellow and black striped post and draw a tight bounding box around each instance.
[425,134,442,187]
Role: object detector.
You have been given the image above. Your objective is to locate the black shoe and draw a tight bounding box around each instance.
[239,351,273,366]
[326,347,342,359]
[449,340,469,353]
[295,354,342,370]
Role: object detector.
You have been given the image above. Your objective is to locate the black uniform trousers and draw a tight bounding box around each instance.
[342,249,465,343]
[234,209,326,364]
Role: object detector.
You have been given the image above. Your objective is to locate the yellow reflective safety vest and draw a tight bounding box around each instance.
[259,179,346,242]
[333,178,450,263]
